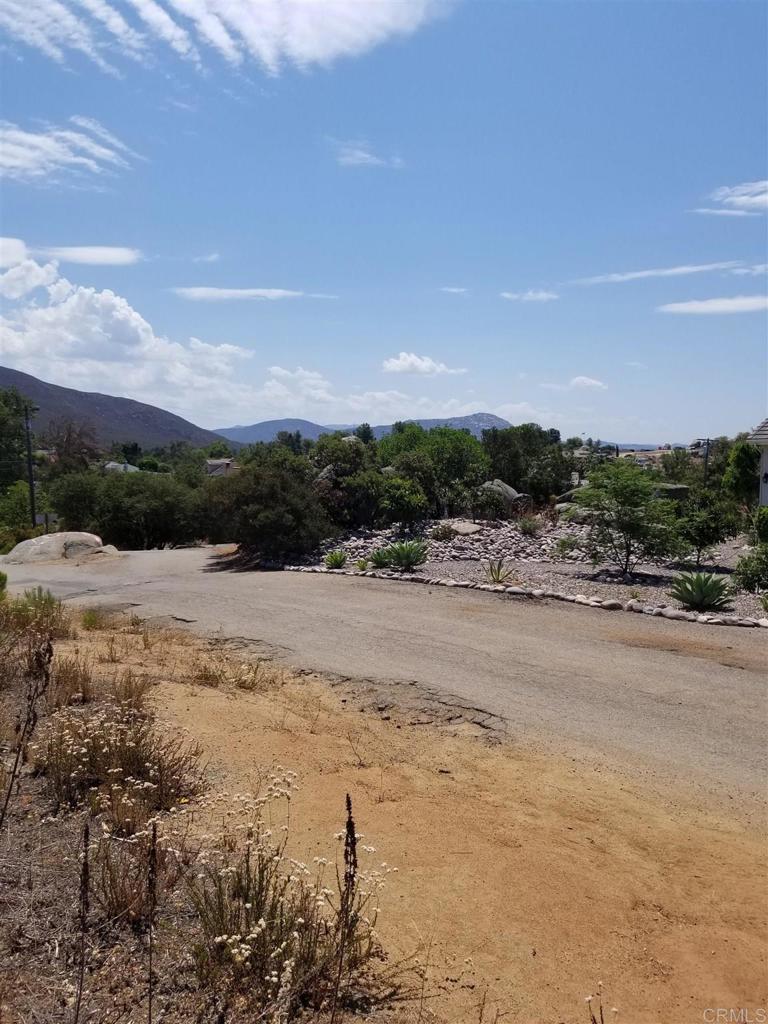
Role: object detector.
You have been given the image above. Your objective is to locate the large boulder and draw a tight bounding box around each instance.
[479,479,531,510]
[3,532,117,564]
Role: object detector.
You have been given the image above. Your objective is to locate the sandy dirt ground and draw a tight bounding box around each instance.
[53,620,767,1024]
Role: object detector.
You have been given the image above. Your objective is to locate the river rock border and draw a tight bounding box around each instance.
[284,565,768,630]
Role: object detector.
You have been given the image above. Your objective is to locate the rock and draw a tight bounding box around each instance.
[601,599,624,610]
[757,619,768,628]
[451,521,483,536]
[661,608,688,620]
[479,479,531,511]
[4,532,111,564]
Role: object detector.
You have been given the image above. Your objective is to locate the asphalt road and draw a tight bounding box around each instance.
[5,548,766,804]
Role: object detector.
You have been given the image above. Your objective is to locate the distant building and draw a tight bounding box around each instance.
[103,461,140,474]
[205,458,239,478]
[747,417,768,506]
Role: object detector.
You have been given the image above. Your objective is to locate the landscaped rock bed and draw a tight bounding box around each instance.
[292,521,767,629]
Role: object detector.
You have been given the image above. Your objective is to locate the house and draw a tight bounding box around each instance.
[103,461,140,474]
[747,417,768,506]
[205,458,239,478]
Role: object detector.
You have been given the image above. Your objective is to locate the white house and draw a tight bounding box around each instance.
[748,417,768,506]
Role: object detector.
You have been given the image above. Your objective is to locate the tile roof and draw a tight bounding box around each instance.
[747,417,768,444]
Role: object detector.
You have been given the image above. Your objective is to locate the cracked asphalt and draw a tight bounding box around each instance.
[4,547,766,808]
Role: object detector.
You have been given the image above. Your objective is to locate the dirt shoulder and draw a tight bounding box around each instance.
[48,618,768,1023]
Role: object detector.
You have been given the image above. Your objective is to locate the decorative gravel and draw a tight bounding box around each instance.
[295,519,767,629]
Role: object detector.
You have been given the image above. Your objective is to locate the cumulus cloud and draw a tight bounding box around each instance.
[575,261,741,285]
[0,116,139,184]
[0,0,444,73]
[500,289,558,302]
[541,376,607,392]
[657,295,768,314]
[0,258,59,299]
[381,352,467,376]
[334,139,403,169]
[0,237,28,268]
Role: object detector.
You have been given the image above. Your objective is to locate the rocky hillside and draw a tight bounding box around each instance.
[216,411,511,443]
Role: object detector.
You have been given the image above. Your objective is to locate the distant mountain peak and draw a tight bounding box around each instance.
[215,412,512,444]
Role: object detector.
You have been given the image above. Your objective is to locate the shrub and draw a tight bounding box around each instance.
[484,558,514,584]
[384,539,428,571]
[324,549,347,569]
[554,535,578,558]
[431,522,456,541]
[749,506,768,545]
[369,548,392,569]
[668,572,731,612]
[0,570,6,598]
[733,544,768,593]
[470,486,508,522]
[81,607,112,631]
[4,587,72,639]
[518,515,540,537]
[379,476,428,529]
[207,467,332,562]
[678,491,740,567]
[50,654,96,707]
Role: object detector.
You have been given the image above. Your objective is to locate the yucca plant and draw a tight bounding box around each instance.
[668,571,731,612]
[385,540,428,572]
[369,548,392,569]
[483,558,513,584]
[324,550,347,569]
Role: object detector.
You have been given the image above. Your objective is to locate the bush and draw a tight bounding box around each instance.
[324,549,347,569]
[431,522,456,541]
[207,467,332,562]
[668,572,731,611]
[733,544,768,593]
[470,487,508,522]
[379,476,428,529]
[678,490,740,567]
[384,539,428,571]
[554,535,578,559]
[749,506,768,545]
[518,515,540,537]
[3,587,72,639]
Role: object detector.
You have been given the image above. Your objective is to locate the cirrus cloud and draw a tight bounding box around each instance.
[500,289,559,302]
[657,295,768,315]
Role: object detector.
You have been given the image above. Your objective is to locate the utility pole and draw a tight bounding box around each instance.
[24,404,36,528]
[702,437,711,489]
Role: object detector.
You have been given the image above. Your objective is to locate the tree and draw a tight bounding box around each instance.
[678,490,739,568]
[481,423,571,501]
[659,448,703,487]
[338,470,384,527]
[722,441,760,506]
[354,423,375,444]
[573,460,686,575]
[206,467,331,561]
[43,418,99,477]
[93,474,201,549]
[205,439,232,458]
[379,476,428,530]
[48,472,103,531]
[0,386,28,491]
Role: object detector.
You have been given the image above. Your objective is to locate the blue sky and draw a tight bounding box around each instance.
[0,0,766,442]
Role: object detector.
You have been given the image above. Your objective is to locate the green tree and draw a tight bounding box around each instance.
[481,423,571,501]
[722,441,760,506]
[379,476,428,530]
[659,448,703,487]
[0,386,28,491]
[314,433,370,477]
[48,472,103,531]
[206,467,331,561]
[92,474,201,549]
[354,423,375,444]
[573,460,686,575]
[205,439,232,458]
[678,490,739,568]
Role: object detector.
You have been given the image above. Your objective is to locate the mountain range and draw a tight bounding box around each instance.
[215,412,511,444]
[0,366,227,450]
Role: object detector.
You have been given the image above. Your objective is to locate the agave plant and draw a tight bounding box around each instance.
[324,550,347,569]
[354,558,369,572]
[369,548,393,569]
[668,571,731,612]
[385,540,428,572]
[483,558,513,584]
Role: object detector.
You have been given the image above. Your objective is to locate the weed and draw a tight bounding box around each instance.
[99,635,121,664]
[50,653,96,707]
[4,587,71,639]
[82,608,111,631]
[554,534,578,558]
[191,657,228,688]
[110,667,152,710]
[325,550,347,569]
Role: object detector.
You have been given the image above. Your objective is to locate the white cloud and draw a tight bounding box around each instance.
[172,286,305,301]
[439,286,467,294]
[0,258,58,299]
[334,139,403,169]
[541,376,607,392]
[0,116,138,184]
[575,261,741,285]
[730,263,768,276]
[193,251,221,263]
[0,237,28,268]
[710,180,768,214]
[658,295,768,315]
[692,208,756,218]
[500,289,559,302]
[0,0,443,73]
[625,360,647,370]
[381,352,467,376]
[37,246,143,265]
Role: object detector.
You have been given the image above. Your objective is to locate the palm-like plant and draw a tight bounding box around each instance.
[385,540,428,571]
[668,571,731,612]
[324,550,347,569]
[483,558,513,584]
